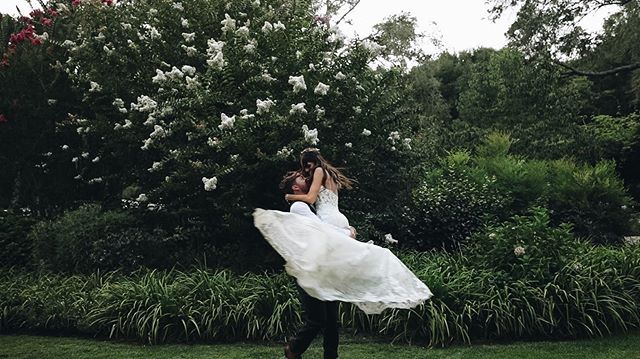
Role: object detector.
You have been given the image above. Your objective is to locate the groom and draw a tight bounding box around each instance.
[279,171,354,359]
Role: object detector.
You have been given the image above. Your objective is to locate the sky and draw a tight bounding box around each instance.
[0,0,616,55]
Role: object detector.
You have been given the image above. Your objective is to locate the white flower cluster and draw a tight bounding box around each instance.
[403,138,412,150]
[150,125,167,139]
[302,125,319,145]
[220,13,236,33]
[290,102,307,114]
[206,39,226,69]
[362,39,386,55]
[514,246,526,257]
[244,39,258,53]
[384,233,398,244]
[288,75,307,93]
[89,81,102,93]
[186,75,200,89]
[148,161,162,172]
[182,32,195,42]
[182,45,198,57]
[236,26,250,38]
[166,66,185,80]
[362,128,372,136]
[261,20,284,34]
[142,23,162,40]
[256,98,275,114]
[276,146,293,158]
[218,113,236,130]
[202,176,218,191]
[388,131,400,144]
[314,82,330,95]
[326,27,346,43]
[131,95,158,112]
[113,98,128,113]
[334,71,346,80]
[239,109,255,120]
[87,177,103,184]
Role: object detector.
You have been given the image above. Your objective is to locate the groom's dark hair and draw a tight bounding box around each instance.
[279,171,300,194]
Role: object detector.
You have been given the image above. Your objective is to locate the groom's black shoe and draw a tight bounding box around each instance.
[284,343,300,359]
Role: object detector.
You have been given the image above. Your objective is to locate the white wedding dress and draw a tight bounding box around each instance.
[253,186,432,315]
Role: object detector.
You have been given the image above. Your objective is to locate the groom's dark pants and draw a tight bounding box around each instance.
[290,285,339,359]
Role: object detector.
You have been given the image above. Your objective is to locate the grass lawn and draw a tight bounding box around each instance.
[1,333,640,358]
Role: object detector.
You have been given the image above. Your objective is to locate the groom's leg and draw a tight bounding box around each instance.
[322,301,339,359]
[290,286,325,355]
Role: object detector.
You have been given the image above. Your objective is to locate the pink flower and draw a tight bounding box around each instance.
[29,9,44,18]
[0,56,9,68]
[41,18,53,27]
[48,8,59,17]
[0,114,8,123]
[72,0,81,6]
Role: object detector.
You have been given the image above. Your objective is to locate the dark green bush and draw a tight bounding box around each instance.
[548,160,634,244]
[30,204,138,273]
[0,210,37,268]
[470,207,580,284]
[409,151,506,249]
[408,133,637,249]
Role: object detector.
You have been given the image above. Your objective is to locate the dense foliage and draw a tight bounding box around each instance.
[2,240,640,346]
[2,0,640,348]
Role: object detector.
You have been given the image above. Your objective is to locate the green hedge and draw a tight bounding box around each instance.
[2,244,639,346]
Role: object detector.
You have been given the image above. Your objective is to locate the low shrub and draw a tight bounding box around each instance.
[407,133,637,249]
[409,151,506,249]
[548,159,635,244]
[30,204,139,273]
[470,207,585,285]
[2,244,640,346]
[0,210,37,268]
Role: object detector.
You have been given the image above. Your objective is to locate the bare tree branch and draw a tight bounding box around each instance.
[334,0,361,25]
[554,60,640,77]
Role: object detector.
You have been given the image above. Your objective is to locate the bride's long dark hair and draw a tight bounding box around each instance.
[300,148,354,190]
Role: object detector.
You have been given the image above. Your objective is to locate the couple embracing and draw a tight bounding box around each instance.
[254,148,432,358]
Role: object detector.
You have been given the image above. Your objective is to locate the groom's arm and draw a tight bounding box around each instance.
[290,202,353,238]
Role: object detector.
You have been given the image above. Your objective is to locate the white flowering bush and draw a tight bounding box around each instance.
[14,0,426,255]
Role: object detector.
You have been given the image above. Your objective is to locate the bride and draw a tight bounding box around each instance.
[284,148,353,230]
[253,148,432,314]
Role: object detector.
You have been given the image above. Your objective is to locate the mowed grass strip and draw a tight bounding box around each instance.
[1,333,640,359]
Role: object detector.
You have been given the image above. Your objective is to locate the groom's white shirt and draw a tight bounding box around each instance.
[290,202,352,237]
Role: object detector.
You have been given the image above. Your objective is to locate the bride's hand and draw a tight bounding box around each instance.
[284,194,291,201]
[349,226,357,239]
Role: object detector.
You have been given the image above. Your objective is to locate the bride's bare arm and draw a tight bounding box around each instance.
[286,167,323,204]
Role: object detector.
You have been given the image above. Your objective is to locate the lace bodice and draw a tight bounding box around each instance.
[316,186,339,211]
[315,186,349,228]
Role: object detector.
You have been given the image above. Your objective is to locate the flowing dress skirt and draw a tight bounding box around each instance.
[253,208,432,314]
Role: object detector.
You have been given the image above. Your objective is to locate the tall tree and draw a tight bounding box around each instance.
[487,0,640,78]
